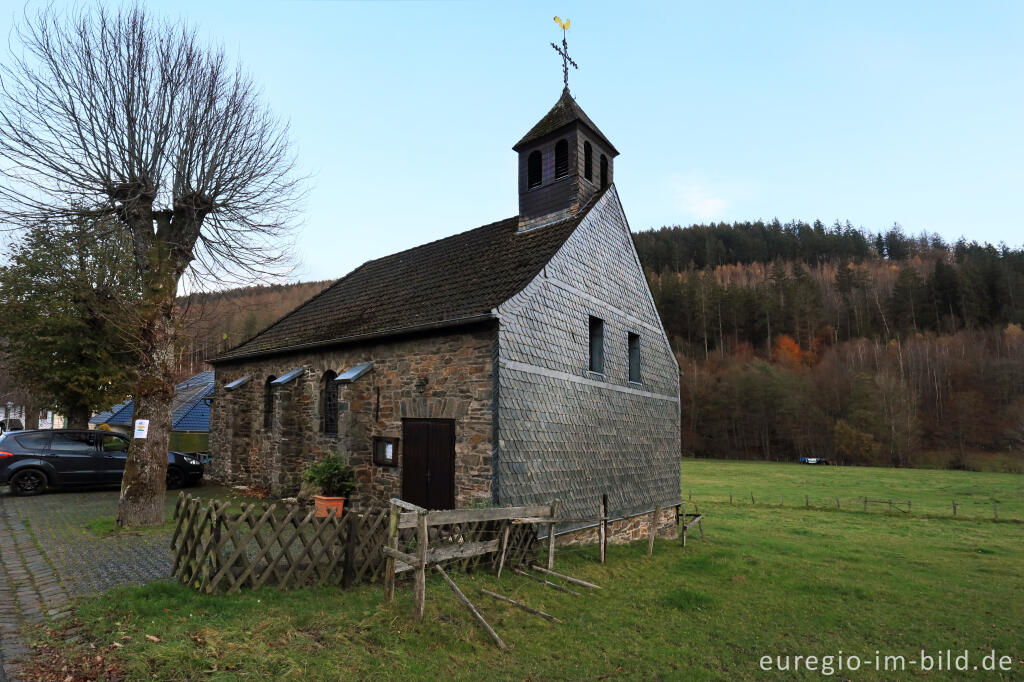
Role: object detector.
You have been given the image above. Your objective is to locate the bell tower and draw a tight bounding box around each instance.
[514,20,619,231]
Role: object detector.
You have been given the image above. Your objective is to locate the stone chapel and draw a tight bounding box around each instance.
[208,86,682,537]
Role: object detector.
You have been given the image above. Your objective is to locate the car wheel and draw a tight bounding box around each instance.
[166,466,185,490]
[10,469,47,496]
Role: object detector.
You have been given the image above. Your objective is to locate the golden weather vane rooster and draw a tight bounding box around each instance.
[551,16,578,90]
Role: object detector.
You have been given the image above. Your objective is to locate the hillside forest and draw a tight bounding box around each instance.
[635,221,1024,471]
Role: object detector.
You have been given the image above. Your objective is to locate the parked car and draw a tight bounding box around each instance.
[0,429,203,496]
[0,418,24,436]
[799,456,830,465]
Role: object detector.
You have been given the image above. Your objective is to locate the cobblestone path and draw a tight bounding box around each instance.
[0,489,174,681]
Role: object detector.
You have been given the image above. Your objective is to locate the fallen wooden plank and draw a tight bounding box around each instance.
[383,539,500,566]
[391,498,426,513]
[398,505,551,529]
[513,568,581,596]
[529,565,602,590]
[480,589,562,623]
[382,546,418,566]
[428,539,500,563]
[435,566,507,651]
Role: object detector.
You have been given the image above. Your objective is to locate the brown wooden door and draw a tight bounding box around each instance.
[401,419,455,510]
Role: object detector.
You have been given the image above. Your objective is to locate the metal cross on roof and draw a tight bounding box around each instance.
[551,16,578,90]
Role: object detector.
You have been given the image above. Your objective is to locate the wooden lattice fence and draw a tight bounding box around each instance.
[170,493,539,593]
[171,493,390,593]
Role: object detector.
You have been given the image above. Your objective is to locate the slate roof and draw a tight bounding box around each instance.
[513,87,619,155]
[213,190,608,363]
[90,371,215,432]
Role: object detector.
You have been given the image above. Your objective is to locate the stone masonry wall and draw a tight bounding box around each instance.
[553,506,678,547]
[208,325,496,510]
[495,185,682,534]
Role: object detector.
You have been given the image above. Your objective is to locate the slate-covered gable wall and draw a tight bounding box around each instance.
[496,186,681,529]
[208,325,496,509]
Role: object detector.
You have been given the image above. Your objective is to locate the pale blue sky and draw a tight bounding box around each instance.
[3,1,1022,283]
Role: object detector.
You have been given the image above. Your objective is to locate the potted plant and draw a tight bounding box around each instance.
[304,454,355,518]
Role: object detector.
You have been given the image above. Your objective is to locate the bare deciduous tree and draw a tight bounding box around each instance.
[0,5,304,526]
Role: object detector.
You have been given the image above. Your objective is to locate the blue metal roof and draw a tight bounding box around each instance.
[90,370,215,432]
[224,375,250,391]
[271,368,304,385]
[337,361,373,383]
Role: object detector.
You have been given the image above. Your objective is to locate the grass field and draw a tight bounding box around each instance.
[31,461,1024,680]
[683,458,1024,520]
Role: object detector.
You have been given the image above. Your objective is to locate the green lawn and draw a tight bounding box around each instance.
[683,458,1024,521]
[31,462,1024,680]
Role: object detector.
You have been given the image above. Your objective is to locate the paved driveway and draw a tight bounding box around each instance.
[0,488,175,681]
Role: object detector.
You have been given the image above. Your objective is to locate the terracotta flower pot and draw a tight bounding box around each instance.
[313,495,346,518]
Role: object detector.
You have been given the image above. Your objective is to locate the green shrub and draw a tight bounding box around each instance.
[304,453,355,497]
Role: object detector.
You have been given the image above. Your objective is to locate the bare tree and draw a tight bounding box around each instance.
[0,5,304,526]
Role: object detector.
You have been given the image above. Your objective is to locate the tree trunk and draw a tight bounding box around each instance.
[65,405,91,429]
[116,313,175,527]
[116,245,179,528]
[24,400,39,430]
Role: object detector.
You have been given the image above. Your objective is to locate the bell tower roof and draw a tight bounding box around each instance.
[513,88,618,156]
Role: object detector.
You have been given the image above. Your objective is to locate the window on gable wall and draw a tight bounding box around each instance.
[320,370,339,434]
[527,150,542,188]
[583,141,593,181]
[264,375,276,430]
[554,139,569,178]
[600,154,609,189]
[628,332,642,383]
[589,316,605,374]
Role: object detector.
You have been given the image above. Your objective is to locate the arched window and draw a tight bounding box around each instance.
[263,375,277,430]
[583,141,593,181]
[527,150,542,188]
[320,370,339,434]
[600,154,609,189]
[554,139,569,178]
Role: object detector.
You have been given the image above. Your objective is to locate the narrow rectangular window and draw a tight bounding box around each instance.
[628,332,642,383]
[589,316,605,374]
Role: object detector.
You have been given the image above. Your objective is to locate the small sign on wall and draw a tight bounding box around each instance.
[373,436,398,466]
[133,419,150,439]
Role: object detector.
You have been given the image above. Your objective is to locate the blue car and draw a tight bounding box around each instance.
[0,429,203,496]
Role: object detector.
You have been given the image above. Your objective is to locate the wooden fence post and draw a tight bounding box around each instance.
[750,492,755,504]
[342,514,356,588]
[835,498,840,509]
[547,499,561,571]
[679,502,686,548]
[496,523,511,578]
[805,494,809,509]
[414,509,428,619]
[599,494,608,564]
[696,504,704,542]
[647,505,660,556]
[384,501,399,604]
[952,500,958,517]
[729,493,733,504]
